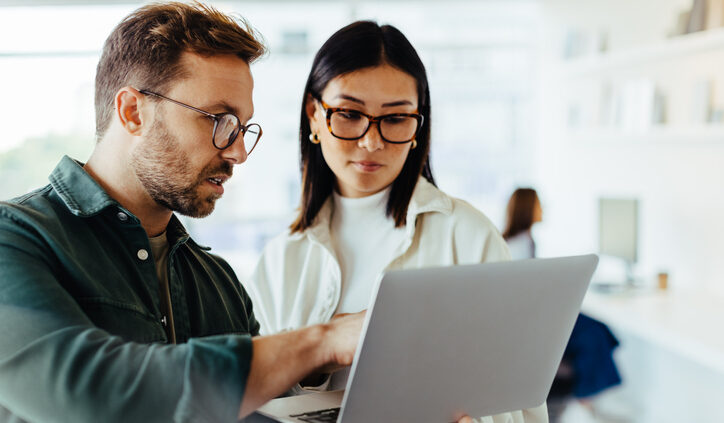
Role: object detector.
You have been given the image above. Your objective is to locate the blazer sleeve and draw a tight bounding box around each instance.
[448,198,512,265]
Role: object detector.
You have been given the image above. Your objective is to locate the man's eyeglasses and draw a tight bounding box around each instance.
[317,99,423,144]
[139,89,262,154]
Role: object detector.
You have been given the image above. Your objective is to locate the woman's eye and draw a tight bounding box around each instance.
[338,111,363,121]
[383,116,406,125]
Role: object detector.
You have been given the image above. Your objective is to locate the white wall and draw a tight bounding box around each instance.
[538,0,724,295]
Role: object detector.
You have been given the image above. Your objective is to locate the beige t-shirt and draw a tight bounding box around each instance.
[148,231,175,343]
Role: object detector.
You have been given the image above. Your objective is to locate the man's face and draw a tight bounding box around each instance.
[131,52,254,218]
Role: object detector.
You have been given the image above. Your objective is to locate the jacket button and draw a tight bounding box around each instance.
[137,249,149,261]
[117,212,128,222]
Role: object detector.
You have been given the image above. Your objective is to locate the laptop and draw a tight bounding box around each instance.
[256,254,598,423]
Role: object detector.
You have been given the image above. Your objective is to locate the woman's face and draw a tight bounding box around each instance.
[533,198,543,223]
[307,64,418,198]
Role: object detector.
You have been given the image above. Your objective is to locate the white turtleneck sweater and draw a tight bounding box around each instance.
[330,187,408,315]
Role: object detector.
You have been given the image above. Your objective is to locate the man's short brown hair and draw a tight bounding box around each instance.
[94,1,266,139]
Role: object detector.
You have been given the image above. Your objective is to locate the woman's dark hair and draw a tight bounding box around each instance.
[502,188,540,240]
[290,21,435,233]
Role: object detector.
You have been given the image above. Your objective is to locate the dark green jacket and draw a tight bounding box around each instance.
[0,156,259,423]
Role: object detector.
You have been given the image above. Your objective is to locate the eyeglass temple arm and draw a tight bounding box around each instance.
[138,89,217,119]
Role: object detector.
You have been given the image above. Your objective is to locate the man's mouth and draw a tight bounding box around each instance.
[207,177,224,186]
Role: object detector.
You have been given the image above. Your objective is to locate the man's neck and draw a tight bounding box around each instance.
[84,138,172,237]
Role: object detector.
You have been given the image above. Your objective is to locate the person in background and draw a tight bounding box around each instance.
[501,187,621,422]
[249,21,548,423]
[502,187,542,260]
[0,3,365,422]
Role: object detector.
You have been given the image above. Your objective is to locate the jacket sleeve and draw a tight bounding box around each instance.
[0,211,252,423]
[448,198,512,265]
[470,403,549,423]
[247,246,277,336]
[247,232,324,336]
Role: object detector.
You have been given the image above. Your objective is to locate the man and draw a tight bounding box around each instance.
[0,3,362,422]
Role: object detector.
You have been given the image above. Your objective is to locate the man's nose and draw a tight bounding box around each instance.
[220,136,248,165]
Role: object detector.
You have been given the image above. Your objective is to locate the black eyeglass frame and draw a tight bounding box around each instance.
[138,89,262,153]
[317,99,424,144]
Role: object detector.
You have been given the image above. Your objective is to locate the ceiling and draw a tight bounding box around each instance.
[0,0,492,6]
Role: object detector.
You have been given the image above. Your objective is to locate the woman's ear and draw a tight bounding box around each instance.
[305,93,319,124]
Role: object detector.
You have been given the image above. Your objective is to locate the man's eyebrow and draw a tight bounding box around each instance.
[202,101,240,116]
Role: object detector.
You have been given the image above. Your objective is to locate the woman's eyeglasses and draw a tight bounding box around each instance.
[318,99,423,144]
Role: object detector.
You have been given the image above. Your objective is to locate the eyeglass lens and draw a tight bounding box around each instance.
[330,111,418,142]
[214,114,261,154]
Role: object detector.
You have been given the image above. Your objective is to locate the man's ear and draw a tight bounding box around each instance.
[114,86,145,136]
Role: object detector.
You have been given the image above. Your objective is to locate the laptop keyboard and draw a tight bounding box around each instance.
[289,407,340,422]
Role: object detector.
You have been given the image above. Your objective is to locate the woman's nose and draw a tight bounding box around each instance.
[357,124,385,152]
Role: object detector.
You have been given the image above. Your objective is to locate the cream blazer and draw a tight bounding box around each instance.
[249,178,548,423]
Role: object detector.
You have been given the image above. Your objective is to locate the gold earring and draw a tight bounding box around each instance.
[309,133,320,144]
[411,139,417,149]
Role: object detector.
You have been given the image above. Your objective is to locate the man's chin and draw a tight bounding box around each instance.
[179,201,216,218]
[166,196,218,219]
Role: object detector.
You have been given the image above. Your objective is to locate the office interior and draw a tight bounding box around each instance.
[0,0,722,421]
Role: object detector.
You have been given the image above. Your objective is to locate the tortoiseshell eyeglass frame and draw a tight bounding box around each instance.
[317,99,423,144]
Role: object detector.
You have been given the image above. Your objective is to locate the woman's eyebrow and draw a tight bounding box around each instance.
[381,100,413,107]
[333,94,414,108]
[333,94,365,105]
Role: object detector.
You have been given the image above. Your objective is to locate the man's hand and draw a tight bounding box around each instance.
[297,311,367,386]
[318,311,366,373]
[239,311,366,418]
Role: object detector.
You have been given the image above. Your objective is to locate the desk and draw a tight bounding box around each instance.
[582,289,724,375]
[579,289,724,422]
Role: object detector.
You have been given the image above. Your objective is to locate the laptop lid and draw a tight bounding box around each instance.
[337,254,598,423]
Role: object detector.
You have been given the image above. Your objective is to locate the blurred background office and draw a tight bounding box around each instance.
[1,0,723,422]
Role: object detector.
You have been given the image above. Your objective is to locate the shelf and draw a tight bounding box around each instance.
[563,125,724,145]
[557,27,724,78]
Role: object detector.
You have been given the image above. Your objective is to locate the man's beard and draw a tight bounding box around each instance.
[131,118,232,218]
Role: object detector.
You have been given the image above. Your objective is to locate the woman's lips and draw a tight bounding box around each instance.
[353,161,383,172]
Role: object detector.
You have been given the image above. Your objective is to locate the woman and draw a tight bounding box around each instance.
[250,21,547,423]
[501,188,620,422]
[502,188,542,260]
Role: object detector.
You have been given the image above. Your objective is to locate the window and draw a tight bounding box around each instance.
[0,1,540,281]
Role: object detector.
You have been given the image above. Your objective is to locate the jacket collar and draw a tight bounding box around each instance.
[49,155,119,217]
[48,155,192,246]
[406,177,453,219]
[300,176,452,245]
